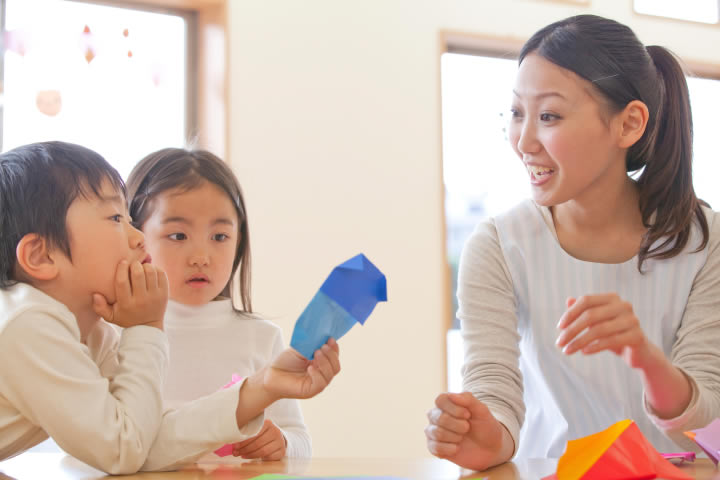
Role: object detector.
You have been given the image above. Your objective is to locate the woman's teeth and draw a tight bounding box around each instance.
[527,165,554,177]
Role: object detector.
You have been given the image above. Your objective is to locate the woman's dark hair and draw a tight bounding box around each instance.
[0,141,125,288]
[126,148,252,312]
[521,14,708,271]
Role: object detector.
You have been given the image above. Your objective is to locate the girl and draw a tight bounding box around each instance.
[425,14,720,471]
[127,148,312,461]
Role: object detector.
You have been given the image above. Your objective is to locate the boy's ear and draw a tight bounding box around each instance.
[15,233,60,282]
[617,100,649,149]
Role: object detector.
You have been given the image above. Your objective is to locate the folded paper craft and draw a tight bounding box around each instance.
[661,452,696,464]
[684,418,720,465]
[290,253,387,359]
[542,419,692,480]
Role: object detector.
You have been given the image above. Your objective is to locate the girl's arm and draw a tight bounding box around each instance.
[266,331,312,458]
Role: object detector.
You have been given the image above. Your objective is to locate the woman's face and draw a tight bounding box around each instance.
[508,53,627,207]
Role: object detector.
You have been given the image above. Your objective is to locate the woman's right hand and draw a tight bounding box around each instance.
[425,392,514,471]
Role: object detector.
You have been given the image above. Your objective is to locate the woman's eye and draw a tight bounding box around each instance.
[510,108,522,119]
[213,234,229,242]
[540,113,558,122]
[168,233,187,241]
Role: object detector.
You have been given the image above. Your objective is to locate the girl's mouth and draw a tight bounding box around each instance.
[187,274,210,288]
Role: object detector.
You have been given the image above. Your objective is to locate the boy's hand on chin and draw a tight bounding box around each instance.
[92,260,168,330]
[264,338,341,399]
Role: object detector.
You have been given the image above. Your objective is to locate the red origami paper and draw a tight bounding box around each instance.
[542,419,692,480]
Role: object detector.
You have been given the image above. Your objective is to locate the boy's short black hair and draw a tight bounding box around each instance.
[0,141,125,288]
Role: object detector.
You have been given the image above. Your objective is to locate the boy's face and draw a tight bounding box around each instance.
[58,179,149,307]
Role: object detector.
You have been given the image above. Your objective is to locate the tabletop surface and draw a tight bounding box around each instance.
[0,453,718,480]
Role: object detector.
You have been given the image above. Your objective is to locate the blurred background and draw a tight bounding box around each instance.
[3,0,719,460]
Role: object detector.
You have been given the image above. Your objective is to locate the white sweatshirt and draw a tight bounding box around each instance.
[0,283,263,473]
[162,299,312,459]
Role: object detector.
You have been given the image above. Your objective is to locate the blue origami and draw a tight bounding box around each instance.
[290,253,387,359]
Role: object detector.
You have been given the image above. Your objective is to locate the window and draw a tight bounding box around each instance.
[634,0,719,24]
[1,0,191,179]
[442,52,720,392]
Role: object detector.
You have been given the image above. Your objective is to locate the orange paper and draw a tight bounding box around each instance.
[543,420,692,480]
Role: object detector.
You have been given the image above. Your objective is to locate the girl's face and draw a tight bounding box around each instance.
[141,181,239,306]
[508,53,626,207]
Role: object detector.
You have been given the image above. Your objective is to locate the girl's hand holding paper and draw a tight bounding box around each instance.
[264,338,341,399]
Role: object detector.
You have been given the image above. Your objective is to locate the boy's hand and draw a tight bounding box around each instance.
[231,419,286,460]
[425,392,513,471]
[264,338,341,399]
[92,260,168,330]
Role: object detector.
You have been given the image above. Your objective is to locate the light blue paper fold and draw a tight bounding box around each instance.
[290,253,387,359]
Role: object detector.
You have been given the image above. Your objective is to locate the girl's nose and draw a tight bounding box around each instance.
[189,253,210,267]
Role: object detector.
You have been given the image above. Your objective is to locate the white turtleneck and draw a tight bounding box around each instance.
[163,299,311,459]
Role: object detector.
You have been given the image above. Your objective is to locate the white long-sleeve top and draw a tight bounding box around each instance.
[162,299,312,459]
[459,200,720,458]
[0,283,263,474]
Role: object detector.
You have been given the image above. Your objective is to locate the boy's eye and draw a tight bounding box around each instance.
[168,233,187,241]
[213,234,229,242]
[110,214,122,223]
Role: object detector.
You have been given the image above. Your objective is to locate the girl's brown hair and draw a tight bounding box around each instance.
[521,15,709,271]
[127,148,252,312]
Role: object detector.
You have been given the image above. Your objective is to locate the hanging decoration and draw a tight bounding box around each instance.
[80,25,96,64]
[35,89,63,117]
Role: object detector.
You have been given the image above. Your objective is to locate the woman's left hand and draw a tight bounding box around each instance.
[556,293,653,369]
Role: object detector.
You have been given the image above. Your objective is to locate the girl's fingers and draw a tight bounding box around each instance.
[320,343,341,375]
[239,435,280,458]
[563,313,637,354]
[312,348,335,384]
[261,447,285,461]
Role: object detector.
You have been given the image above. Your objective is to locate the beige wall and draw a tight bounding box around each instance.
[226,0,720,458]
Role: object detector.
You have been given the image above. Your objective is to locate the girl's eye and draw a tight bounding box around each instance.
[212,234,229,242]
[168,233,187,241]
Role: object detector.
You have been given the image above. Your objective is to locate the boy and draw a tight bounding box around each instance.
[0,142,340,473]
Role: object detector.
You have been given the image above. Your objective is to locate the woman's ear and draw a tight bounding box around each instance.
[15,233,59,282]
[617,100,650,149]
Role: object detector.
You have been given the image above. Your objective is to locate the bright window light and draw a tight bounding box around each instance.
[2,0,188,179]
[634,0,719,24]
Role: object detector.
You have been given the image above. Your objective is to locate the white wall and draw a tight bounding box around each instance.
[226,0,720,458]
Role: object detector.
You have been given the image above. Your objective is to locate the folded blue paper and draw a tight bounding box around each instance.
[290,253,387,359]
